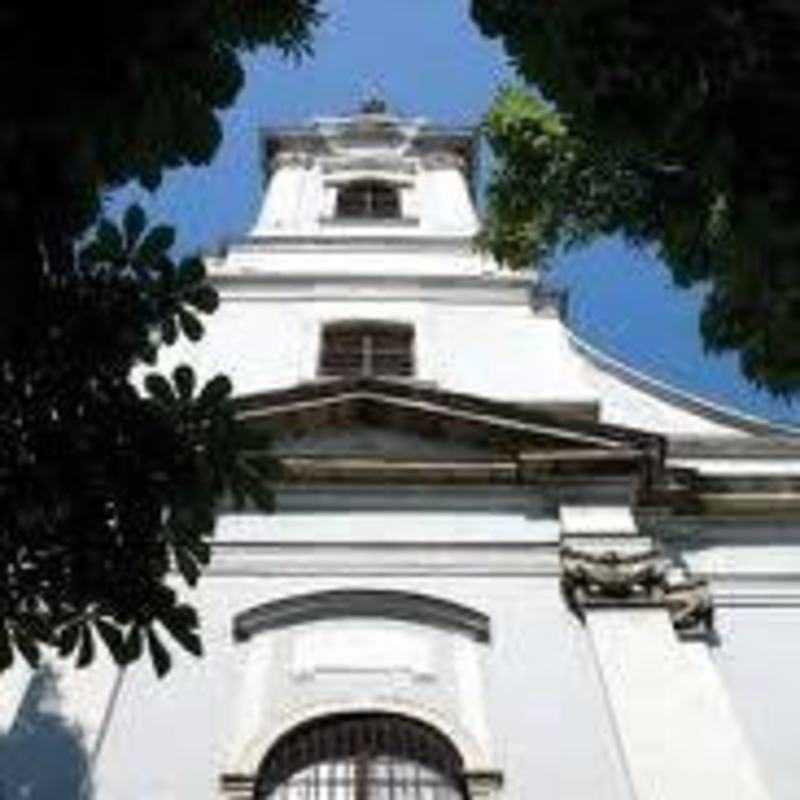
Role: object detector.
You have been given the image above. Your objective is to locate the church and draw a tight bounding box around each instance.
[3,101,800,800]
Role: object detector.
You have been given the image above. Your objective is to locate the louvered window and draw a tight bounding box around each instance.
[336,181,401,219]
[256,713,467,800]
[319,321,414,378]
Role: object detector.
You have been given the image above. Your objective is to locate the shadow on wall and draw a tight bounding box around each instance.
[0,666,91,800]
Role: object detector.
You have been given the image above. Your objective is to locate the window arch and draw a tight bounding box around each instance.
[232,589,490,643]
[336,180,401,219]
[318,320,415,378]
[254,713,468,800]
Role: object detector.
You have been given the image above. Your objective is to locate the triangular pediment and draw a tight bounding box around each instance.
[236,379,664,484]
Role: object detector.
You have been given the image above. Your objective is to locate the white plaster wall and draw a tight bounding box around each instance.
[148,300,307,393]
[217,246,495,276]
[251,156,478,239]
[713,607,800,800]
[145,267,761,440]
[91,517,631,800]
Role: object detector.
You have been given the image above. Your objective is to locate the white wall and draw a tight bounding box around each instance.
[713,607,800,800]
[90,511,631,800]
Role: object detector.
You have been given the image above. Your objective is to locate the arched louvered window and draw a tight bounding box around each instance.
[336,181,401,219]
[319,320,414,378]
[255,713,468,800]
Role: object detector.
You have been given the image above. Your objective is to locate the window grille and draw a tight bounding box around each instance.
[255,713,468,800]
[336,181,401,219]
[319,321,414,378]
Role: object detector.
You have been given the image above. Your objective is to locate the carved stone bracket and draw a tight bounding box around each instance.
[662,575,714,637]
[560,545,668,612]
[560,546,713,636]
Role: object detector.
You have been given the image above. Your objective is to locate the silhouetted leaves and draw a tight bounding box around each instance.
[146,627,172,679]
[0,0,317,677]
[0,209,279,678]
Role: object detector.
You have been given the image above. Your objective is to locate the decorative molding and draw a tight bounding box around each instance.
[560,545,715,636]
[421,152,466,171]
[560,546,667,611]
[662,575,714,636]
[272,151,314,169]
[321,156,417,176]
[232,588,491,643]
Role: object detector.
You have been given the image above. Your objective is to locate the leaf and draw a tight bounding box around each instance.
[184,537,212,566]
[123,204,147,250]
[173,365,196,400]
[186,284,219,314]
[0,623,14,671]
[159,606,203,658]
[13,626,41,669]
[178,308,204,342]
[179,256,206,285]
[146,626,172,678]
[137,225,175,264]
[197,375,232,408]
[92,219,125,263]
[174,546,200,587]
[77,624,95,668]
[95,619,127,665]
[58,624,81,657]
[123,626,143,664]
[144,373,176,406]
[161,315,178,346]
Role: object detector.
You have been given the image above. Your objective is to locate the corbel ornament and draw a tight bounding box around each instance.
[560,545,668,612]
[560,546,713,635]
[662,575,714,636]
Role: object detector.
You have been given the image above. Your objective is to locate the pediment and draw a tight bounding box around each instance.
[273,424,492,459]
[235,378,664,484]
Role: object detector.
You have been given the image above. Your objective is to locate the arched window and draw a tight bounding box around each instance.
[336,180,401,219]
[255,713,468,800]
[319,320,414,378]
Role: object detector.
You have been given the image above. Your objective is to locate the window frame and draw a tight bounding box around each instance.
[335,180,402,220]
[255,713,468,800]
[317,320,415,379]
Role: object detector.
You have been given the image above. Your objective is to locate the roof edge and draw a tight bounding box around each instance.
[568,332,800,438]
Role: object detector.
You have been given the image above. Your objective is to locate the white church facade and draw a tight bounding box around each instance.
[3,102,800,800]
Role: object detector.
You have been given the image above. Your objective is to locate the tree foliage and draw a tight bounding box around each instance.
[472,1,800,396]
[0,1,320,676]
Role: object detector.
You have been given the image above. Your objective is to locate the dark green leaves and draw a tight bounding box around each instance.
[0,0,306,677]
[0,623,14,671]
[95,620,125,664]
[123,204,147,250]
[1,210,275,678]
[138,225,175,265]
[472,1,800,396]
[146,627,172,679]
[173,365,196,401]
[145,373,176,407]
[77,625,95,669]
[178,308,204,342]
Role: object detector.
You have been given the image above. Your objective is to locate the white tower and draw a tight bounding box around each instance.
[3,103,800,800]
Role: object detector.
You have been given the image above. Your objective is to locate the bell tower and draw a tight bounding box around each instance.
[222,100,493,278]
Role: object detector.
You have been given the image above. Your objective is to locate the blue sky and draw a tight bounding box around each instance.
[107,0,798,426]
